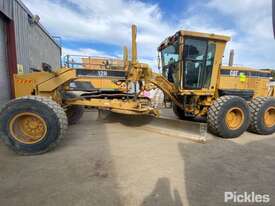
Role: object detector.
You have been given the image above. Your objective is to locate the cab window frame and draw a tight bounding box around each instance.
[183,37,216,89]
[160,39,181,86]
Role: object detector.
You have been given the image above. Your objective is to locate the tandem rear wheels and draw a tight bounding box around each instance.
[0,96,68,155]
[248,97,275,135]
[207,96,275,139]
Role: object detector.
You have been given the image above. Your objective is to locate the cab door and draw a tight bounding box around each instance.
[183,38,216,90]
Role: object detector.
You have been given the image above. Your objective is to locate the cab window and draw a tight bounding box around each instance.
[160,41,180,86]
[184,38,215,89]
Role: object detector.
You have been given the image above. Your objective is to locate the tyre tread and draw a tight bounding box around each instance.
[207,96,249,138]
[0,96,68,155]
[248,97,275,134]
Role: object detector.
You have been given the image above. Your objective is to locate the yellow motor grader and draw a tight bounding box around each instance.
[0,25,274,155]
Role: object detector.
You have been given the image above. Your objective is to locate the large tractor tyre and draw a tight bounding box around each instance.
[248,97,275,135]
[172,103,193,120]
[207,96,250,138]
[66,105,85,125]
[0,96,68,155]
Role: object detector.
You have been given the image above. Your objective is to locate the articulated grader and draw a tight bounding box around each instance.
[0,25,274,155]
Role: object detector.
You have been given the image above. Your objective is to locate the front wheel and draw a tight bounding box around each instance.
[207,96,250,138]
[0,96,68,155]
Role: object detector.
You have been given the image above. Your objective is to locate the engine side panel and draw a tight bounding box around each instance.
[218,67,271,97]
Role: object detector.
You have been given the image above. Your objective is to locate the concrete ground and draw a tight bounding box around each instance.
[0,109,275,206]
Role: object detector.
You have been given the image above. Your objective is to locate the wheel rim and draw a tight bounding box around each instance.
[9,112,47,144]
[264,106,275,128]
[225,107,244,130]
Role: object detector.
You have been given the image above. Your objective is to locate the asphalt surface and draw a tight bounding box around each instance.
[0,109,274,206]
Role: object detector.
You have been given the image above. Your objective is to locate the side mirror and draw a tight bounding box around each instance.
[157,53,161,72]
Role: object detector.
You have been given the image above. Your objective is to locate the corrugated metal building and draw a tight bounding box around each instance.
[0,0,61,106]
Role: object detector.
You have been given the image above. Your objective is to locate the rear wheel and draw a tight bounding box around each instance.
[0,96,68,155]
[248,97,275,135]
[208,96,250,138]
[66,105,85,125]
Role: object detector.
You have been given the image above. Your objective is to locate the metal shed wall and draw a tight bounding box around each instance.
[0,0,13,19]
[13,0,61,73]
[0,17,10,105]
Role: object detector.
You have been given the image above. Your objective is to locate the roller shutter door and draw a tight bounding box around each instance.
[0,17,10,107]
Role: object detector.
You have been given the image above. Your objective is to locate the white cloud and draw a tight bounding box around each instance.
[23,0,275,69]
[207,0,273,41]
[207,0,275,68]
[23,0,174,59]
[22,0,181,71]
[62,48,111,58]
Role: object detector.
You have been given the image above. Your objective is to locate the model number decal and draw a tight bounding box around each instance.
[76,69,126,79]
[97,71,108,77]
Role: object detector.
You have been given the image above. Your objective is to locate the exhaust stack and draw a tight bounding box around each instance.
[229,49,234,66]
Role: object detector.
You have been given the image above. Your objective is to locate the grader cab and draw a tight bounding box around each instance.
[157,30,275,138]
[0,25,274,155]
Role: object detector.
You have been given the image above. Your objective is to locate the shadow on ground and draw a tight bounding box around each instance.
[141,177,183,206]
[0,111,122,206]
[179,137,275,206]
[1,109,274,206]
[101,111,155,127]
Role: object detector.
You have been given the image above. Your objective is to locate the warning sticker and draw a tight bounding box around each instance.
[16,79,34,84]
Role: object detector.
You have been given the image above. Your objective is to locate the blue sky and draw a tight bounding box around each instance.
[23,0,274,70]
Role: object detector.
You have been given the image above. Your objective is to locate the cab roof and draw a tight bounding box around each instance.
[179,30,231,42]
[158,30,231,51]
